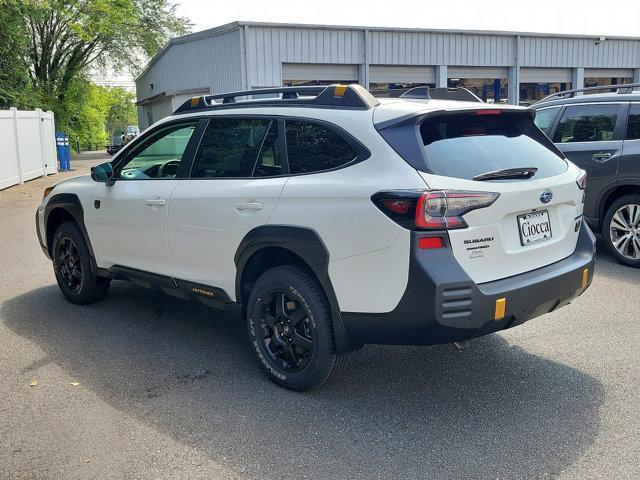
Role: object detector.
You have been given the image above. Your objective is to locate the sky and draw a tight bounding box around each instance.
[175,0,640,37]
[106,0,640,86]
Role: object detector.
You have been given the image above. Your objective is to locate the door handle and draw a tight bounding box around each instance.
[146,198,167,206]
[592,152,612,162]
[235,202,263,211]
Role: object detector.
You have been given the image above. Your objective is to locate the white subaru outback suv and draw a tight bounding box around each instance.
[36,84,595,390]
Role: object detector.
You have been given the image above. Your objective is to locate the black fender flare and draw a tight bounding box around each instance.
[234,225,359,354]
[44,193,97,275]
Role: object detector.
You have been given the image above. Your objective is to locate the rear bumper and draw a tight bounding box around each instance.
[341,220,596,346]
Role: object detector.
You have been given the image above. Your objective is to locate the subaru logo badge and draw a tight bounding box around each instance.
[539,190,553,203]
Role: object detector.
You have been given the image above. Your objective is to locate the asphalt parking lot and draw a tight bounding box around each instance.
[1,155,639,480]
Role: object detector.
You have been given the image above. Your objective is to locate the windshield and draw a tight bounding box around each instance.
[419,112,567,180]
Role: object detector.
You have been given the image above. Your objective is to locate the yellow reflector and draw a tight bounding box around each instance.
[190,97,200,107]
[581,268,589,288]
[334,85,347,97]
[494,298,506,321]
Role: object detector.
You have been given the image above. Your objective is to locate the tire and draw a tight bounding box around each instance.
[602,194,640,268]
[246,265,348,391]
[52,221,111,304]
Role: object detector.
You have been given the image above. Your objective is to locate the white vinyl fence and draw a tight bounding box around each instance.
[0,108,58,190]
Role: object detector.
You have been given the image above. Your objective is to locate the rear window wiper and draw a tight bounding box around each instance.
[473,167,538,181]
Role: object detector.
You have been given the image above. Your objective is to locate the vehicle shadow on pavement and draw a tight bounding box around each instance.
[4,282,604,480]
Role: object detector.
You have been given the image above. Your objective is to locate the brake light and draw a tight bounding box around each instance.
[475,109,502,115]
[372,190,500,230]
[415,191,500,229]
[576,170,587,190]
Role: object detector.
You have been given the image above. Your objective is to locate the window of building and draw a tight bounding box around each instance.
[553,104,619,143]
[191,118,271,178]
[285,121,357,174]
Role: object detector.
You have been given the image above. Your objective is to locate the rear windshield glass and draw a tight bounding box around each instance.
[419,112,567,180]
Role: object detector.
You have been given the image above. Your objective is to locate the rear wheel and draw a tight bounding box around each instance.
[603,194,640,267]
[52,221,110,304]
[246,265,347,391]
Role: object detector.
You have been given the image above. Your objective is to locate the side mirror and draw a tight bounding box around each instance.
[91,162,114,184]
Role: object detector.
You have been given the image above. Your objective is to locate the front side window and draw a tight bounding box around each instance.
[191,118,271,178]
[553,104,619,143]
[285,121,357,174]
[118,123,197,179]
[534,106,561,136]
[626,104,640,140]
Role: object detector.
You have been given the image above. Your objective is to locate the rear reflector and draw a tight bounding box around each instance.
[494,298,506,320]
[418,237,444,249]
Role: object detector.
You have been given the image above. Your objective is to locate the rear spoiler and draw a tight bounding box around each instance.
[375,106,534,131]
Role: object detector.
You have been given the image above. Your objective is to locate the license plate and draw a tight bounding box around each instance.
[517,210,552,246]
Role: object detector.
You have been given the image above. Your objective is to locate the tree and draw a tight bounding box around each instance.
[23,0,190,122]
[105,87,137,141]
[0,1,34,108]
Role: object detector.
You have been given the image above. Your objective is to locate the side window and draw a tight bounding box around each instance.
[253,122,284,177]
[285,121,357,174]
[533,107,561,137]
[626,104,640,140]
[118,123,197,179]
[191,118,271,178]
[553,104,619,143]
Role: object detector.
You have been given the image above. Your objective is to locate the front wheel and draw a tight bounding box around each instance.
[246,265,347,391]
[52,221,111,304]
[603,194,640,267]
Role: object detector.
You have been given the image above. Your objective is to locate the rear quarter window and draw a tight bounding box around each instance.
[419,112,568,180]
[285,121,357,174]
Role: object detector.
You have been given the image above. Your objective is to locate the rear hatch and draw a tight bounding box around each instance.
[378,107,585,284]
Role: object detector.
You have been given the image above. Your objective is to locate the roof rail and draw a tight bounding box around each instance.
[173,84,380,115]
[400,86,483,103]
[537,82,640,103]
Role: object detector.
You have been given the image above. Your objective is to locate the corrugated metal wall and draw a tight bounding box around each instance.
[135,22,640,120]
[136,29,244,102]
[244,26,364,87]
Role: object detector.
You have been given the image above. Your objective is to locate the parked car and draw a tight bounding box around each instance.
[533,83,640,267]
[36,84,595,391]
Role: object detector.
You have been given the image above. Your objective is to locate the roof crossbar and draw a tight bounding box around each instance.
[173,84,379,114]
[538,82,640,103]
[400,86,483,103]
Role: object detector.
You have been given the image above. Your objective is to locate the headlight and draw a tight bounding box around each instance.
[43,185,56,200]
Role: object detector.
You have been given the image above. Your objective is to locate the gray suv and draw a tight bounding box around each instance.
[533,84,640,267]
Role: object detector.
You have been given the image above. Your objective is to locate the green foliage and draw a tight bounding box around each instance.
[0,0,189,149]
[106,88,137,141]
[0,1,34,108]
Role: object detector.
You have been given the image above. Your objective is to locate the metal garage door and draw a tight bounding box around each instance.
[520,68,572,83]
[585,68,633,78]
[448,66,508,79]
[282,63,359,82]
[369,65,435,84]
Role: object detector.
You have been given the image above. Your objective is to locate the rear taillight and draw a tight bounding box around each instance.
[372,190,500,230]
[576,170,587,190]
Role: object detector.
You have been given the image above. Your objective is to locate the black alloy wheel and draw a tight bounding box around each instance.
[52,221,110,304]
[55,236,84,293]
[256,290,314,371]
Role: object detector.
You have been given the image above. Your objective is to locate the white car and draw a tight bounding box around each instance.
[36,84,595,390]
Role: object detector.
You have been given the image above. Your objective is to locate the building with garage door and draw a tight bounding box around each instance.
[135,21,640,129]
